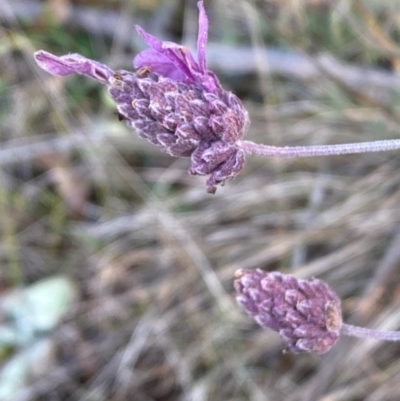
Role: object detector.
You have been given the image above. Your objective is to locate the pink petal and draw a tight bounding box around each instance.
[135,26,195,81]
[197,1,208,73]
[34,51,114,84]
[133,49,187,81]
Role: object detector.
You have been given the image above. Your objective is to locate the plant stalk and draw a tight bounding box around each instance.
[239,139,400,158]
[341,323,400,341]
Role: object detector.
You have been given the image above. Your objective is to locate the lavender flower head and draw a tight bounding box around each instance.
[234,269,342,354]
[34,1,249,193]
[34,1,400,192]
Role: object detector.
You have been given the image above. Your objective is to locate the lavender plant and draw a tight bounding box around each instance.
[235,269,400,354]
[34,1,400,193]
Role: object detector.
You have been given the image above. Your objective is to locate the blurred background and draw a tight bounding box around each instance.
[2,0,400,400]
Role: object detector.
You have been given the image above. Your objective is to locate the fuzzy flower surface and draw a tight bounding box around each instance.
[34,1,249,193]
[234,269,343,354]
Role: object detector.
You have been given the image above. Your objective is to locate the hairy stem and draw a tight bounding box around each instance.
[341,323,400,341]
[239,139,400,158]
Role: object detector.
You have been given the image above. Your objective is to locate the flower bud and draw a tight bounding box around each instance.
[234,269,343,354]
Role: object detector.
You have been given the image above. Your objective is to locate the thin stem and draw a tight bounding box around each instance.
[341,323,400,341]
[238,139,400,158]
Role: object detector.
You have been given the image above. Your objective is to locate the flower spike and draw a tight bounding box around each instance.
[34,1,248,193]
[235,269,400,354]
[235,269,342,354]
